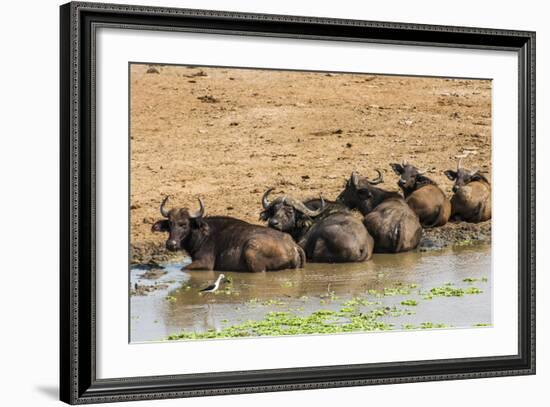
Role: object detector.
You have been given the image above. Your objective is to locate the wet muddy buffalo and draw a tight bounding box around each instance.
[390,161,451,228]
[444,158,491,222]
[260,189,374,263]
[152,197,305,272]
[338,171,422,253]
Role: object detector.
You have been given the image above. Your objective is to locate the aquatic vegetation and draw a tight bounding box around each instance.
[397,322,448,330]
[165,295,177,303]
[422,285,483,299]
[175,282,192,293]
[400,299,418,306]
[367,283,416,298]
[419,322,449,329]
[280,281,294,288]
[245,298,260,306]
[387,306,414,317]
[383,287,411,296]
[261,299,286,306]
[167,307,397,340]
[320,289,339,301]
[463,277,489,284]
[473,323,491,327]
[245,298,286,307]
[342,297,376,308]
[464,287,483,294]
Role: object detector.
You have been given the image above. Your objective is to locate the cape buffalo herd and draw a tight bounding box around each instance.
[151,161,491,271]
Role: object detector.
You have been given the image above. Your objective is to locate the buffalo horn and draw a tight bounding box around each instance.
[287,197,325,217]
[190,198,205,218]
[160,196,170,217]
[262,188,274,209]
[351,171,359,188]
[416,167,430,175]
[368,169,384,185]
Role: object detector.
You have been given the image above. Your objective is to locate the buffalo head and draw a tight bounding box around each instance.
[151,196,206,251]
[260,188,325,232]
[337,170,384,213]
[444,158,489,193]
[390,161,430,192]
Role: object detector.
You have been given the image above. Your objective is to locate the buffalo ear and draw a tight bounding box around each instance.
[151,219,169,233]
[390,163,403,175]
[470,172,489,184]
[444,170,457,181]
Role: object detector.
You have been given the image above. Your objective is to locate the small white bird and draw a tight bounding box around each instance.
[199,274,226,294]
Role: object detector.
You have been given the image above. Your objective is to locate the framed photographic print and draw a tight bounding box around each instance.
[60,1,536,404]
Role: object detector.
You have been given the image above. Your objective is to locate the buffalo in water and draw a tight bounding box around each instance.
[151,197,305,272]
[444,158,492,222]
[390,161,451,228]
[260,188,374,263]
[337,170,422,253]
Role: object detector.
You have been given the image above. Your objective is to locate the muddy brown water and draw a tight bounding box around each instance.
[130,244,491,342]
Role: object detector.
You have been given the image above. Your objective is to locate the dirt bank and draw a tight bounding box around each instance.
[130,64,491,264]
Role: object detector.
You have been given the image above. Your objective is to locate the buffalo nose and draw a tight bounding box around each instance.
[166,240,178,251]
[269,219,279,227]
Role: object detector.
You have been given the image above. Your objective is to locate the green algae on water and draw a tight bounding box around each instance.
[422,285,483,299]
[167,306,397,340]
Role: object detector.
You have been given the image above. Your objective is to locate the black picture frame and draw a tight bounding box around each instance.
[60,1,536,404]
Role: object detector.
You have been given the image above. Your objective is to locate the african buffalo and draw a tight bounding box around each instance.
[151,197,305,272]
[260,189,374,263]
[390,161,451,228]
[337,171,422,253]
[444,159,491,222]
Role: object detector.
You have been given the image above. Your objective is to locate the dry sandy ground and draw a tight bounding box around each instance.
[130,64,491,263]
